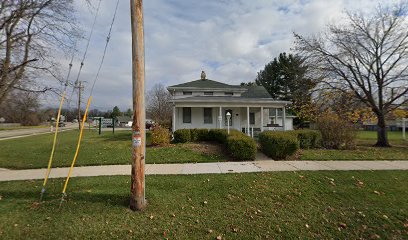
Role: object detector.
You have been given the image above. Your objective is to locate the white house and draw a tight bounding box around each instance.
[167,72,295,136]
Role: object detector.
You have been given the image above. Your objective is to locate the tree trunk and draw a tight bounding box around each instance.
[375,113,391,147]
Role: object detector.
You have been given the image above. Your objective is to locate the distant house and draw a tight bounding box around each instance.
[116,116,132,127]
[167,72,295,136]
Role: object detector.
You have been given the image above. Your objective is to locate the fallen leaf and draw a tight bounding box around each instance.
[216,235,222,240]
[373,191,381,195]
[356,180,364,187]
[370,233,380,239]
[383,214,389,220]
[404,222,408,228]
[203,201,208,205]
[208,229,213,234]
[149,215,154,220]
[0,195,2,200]
[31,202,40,209]
[232,227,239,233]
[305,224,310,228]
[339,223,347,229]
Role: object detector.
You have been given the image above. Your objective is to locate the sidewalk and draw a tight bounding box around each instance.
[1,160,407,182]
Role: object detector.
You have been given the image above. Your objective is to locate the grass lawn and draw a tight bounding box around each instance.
[300,131,408,160]
[0,130,226,169]
[0,171,407,239]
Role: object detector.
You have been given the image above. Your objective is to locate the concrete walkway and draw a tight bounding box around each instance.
[1,160,407,182]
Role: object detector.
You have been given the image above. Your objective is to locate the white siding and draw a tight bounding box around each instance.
[174,106,294,131]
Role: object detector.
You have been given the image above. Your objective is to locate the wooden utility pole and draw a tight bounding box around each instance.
[77,81,83,130]
[130,0,146,211]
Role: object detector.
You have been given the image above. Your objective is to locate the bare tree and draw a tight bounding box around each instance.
[146,83,172,125]
[295,3,408,147]
[0,0,80,104]
[0,90,41,125]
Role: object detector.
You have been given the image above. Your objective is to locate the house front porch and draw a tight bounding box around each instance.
[172,104,294,137]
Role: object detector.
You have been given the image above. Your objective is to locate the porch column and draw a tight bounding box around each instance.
[172,105,176,132]
[282,106,286,131]
[275,108,278,124]
[218,106,222,129]
[260,106,264,132]
[247,106,250,136]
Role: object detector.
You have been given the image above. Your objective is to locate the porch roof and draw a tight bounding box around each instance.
[172,96,291,105]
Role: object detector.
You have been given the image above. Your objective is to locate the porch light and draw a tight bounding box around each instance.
[226,112,231,134]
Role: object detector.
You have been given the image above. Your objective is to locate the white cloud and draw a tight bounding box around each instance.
[44,0,400,111]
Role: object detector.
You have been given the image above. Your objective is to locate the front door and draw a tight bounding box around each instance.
[233,110,241,130]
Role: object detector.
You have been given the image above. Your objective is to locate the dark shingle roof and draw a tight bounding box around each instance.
[241,86,272,98]
[168,79,242,89]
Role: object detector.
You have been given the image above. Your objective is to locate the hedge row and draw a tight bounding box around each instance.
[290,130,322,149]
[173,128,257,161]
[259,130,322,160]
[259,131,299,160]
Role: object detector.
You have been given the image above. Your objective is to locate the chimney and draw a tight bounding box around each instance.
[200,70,206,80]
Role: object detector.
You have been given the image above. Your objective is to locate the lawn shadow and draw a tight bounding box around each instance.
[0,190,131,208]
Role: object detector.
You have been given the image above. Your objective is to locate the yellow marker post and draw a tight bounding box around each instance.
[40,92,66,200]
[61,96,92,199]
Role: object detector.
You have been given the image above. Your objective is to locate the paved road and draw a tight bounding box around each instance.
[0,123,76,140]
[1,160,407,182]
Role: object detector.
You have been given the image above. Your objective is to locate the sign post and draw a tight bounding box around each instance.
[130,0,146,211]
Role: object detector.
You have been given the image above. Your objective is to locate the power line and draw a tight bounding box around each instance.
[90,0,120,95]
[74,0,103,87]
[61,0,121,203]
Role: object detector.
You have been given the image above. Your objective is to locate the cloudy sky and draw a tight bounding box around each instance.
[44,0,395,111]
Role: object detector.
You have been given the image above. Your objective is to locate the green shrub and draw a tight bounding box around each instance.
[315,112,356,149]
[151,126,171,146]
[196,129,210,141]
[190,129,210,142]
[226,134,257,160]
[174,128,257,161]
[208,129,228,143]
[291,130,322,149]
[259,131,299,160]
[173,129,191,143]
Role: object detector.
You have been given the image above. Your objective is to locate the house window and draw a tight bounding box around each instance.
[183,91,192,95]
[224,109,232,126]
[204,92,213,96]
[204,108,212,124]
[250,112,255,125]
[183,107,191,123]
[225,92,233,96]
[269,108,282,117]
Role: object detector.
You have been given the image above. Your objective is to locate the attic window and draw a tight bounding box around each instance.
[204,92,213,96]
[225,92,233,96]
[183,91,192,95]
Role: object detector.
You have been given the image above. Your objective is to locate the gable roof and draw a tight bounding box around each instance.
[168,79,242,89]
[241,86,272,98]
